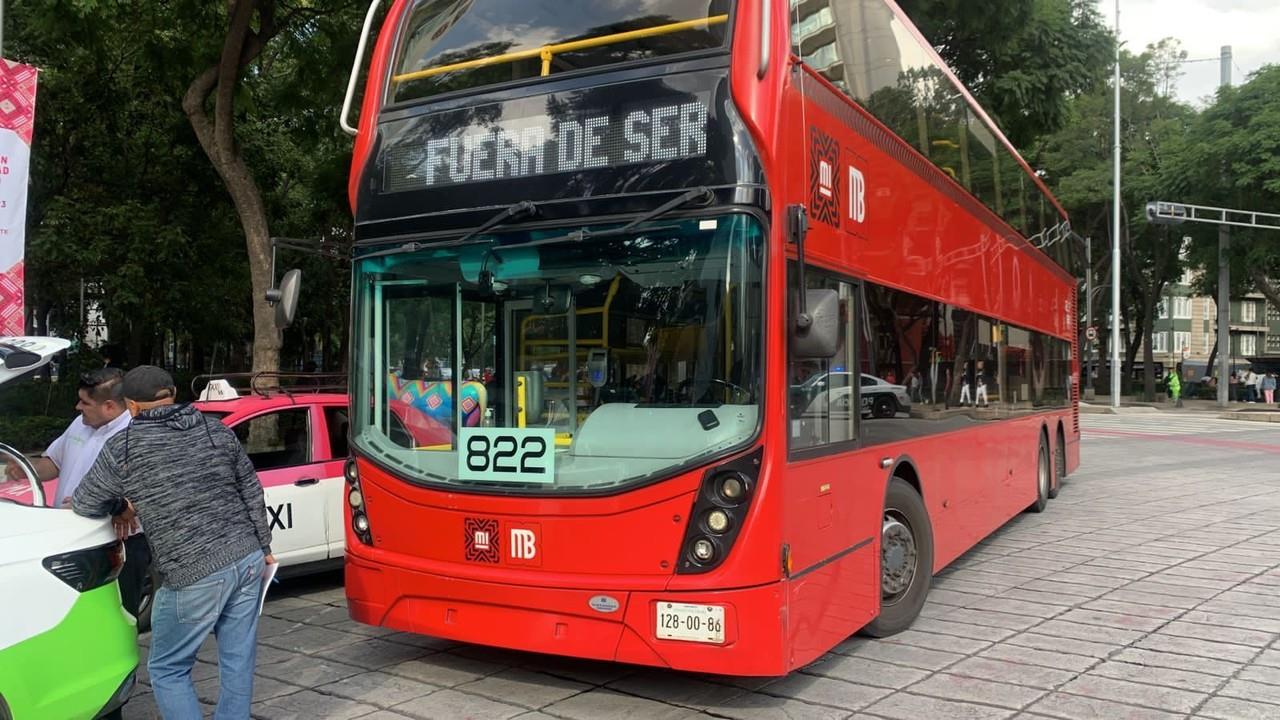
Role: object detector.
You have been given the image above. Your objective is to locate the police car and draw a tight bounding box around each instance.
[799,371,913,419]
[0,337,137,720]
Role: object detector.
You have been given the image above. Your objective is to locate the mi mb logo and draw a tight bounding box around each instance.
[809,126,840,227]
[464,517,500,563]
[507,523,542,566]
[510,529,537,560]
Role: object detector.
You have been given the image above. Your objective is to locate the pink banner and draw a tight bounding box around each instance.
[0,59,38,336]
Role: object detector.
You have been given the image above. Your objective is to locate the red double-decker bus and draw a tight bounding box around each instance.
[338,0,1080,676]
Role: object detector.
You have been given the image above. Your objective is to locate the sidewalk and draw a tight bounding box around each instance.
[1081,395,1280,422]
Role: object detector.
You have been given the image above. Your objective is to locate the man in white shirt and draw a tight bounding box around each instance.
[4,368,150,618]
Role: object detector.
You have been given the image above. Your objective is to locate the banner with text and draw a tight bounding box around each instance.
[0,60,37,336]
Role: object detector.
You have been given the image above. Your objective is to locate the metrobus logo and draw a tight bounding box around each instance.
[464,518,500,563]
[809,126,840,227]
[463,518,541,566]
[507,522,542,567]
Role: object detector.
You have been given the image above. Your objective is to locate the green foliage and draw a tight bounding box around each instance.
[897,0,1114,146]
[9,0,359,372]
[0,415,71,454]
[1037,40,1197,398]
[1167,65,1280,306]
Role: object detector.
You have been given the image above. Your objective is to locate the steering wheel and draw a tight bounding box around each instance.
[679,378,753,404]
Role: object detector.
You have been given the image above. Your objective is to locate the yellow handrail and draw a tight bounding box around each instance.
[393,15,729,84]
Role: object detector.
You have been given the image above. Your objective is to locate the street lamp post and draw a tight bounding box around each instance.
[1110,0,1122,408]
[1216,46,1232,408]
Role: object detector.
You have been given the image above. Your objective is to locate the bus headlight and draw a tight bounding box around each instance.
[345,456,373,546]
[677,449,760,575]
[705,509,730,534]
[718,473,747,503]
[691,538,716,563]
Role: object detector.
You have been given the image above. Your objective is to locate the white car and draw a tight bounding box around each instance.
[0,337,138,720]
[802,372,912,419]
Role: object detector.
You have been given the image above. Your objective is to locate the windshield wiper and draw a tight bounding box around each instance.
[498,186,714,251]
[358,200,539,261]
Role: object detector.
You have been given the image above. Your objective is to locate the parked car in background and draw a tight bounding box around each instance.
[797,371,912,419]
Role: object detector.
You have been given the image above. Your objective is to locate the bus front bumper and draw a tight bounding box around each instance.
[345,550,789,676]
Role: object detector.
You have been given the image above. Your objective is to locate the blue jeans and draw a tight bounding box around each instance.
[149,550,264,719]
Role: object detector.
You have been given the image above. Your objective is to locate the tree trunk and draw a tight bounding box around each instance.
[182,0,282,375]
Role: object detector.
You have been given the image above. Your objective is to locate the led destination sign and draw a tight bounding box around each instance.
[384,97,710,192]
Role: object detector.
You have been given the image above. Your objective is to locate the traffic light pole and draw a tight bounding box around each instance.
[1146,200,1280,408]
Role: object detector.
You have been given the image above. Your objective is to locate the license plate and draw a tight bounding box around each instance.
[655,602,725,643]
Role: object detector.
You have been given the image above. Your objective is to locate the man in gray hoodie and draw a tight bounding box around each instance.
[73,366,274,719]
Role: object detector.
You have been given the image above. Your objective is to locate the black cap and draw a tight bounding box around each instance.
[123,365,177,402]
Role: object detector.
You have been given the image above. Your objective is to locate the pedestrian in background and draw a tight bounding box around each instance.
[1264,372,1276,405]
[1253,369,1266,405]
[1244,368,1259,403]
[1167,367,1182,408]
[72,366,274,720]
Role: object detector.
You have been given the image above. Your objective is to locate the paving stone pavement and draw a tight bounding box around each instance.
[122,415,1280,719]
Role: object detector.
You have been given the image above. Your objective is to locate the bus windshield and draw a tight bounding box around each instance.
[389,0,732,104]
[352,213,764,493]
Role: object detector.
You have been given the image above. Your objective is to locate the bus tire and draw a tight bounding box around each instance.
[1027,435,1050,513]
[862,476,933,637]
[1050,426,1066,499]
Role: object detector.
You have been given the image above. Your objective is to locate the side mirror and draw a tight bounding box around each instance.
[266,268,302,330]
[792,289,840,358]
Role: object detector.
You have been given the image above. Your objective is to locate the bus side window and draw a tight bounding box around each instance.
[788,265,857,452]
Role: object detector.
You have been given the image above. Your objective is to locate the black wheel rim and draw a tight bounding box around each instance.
[881,510,917,603]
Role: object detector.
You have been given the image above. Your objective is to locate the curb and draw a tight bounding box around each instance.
[1217,413,1280,424]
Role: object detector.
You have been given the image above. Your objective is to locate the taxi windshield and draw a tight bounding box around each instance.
[351,213,764,493]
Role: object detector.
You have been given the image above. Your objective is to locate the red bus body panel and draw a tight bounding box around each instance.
[345,0,1080,676]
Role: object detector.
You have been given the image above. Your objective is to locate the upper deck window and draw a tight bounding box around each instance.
[390,0,731,104]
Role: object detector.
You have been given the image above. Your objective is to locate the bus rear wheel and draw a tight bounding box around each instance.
[1050,428,1066,499]
[863,476,933,637]
[1027,435,1050,513]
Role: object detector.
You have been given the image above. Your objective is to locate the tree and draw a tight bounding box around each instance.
[897,0,1114,146]
[1171,66,1280,319]
[1038,40,1196,399]
[11,0,360,374]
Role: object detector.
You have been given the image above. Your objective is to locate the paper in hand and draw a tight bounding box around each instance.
[258,561,279,616]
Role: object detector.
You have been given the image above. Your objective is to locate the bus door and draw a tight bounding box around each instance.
[784,271,879,652]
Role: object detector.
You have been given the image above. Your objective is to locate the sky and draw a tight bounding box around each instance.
[1099,0,1280,106]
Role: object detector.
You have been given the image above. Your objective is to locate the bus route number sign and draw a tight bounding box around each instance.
[457,427,556,483]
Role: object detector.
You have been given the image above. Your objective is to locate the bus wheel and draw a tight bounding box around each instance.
[863,477,933,637]
[1027,435,1050,513]
[1050,428,1066,499]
